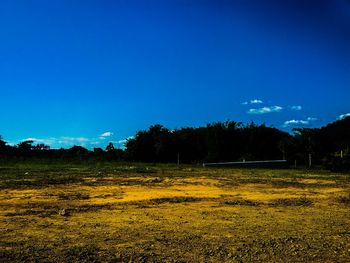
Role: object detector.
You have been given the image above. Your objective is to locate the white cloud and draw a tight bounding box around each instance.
[250,99,263,104]
[283,117,317,127]
[291,105,302,111]
[338,113,350,120]
[283,120,308,126]
[248,106,283,114]
[100,131,113,137]
[242,99,263,105]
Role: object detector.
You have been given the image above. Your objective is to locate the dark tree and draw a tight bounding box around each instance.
[106,142,115,152]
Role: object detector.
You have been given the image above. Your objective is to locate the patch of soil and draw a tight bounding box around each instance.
[338,192,350,205]
[57,192,90,200]
[223,199,261,206]
[268,197,313,207]
[5,204,113,217]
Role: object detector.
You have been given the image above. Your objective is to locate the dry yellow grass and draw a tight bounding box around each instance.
[1,165,349,262]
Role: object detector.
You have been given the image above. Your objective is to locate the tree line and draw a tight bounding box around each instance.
[1,117,349,170]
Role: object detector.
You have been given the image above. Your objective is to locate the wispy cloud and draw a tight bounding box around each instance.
[60,137,89,143]
[283,117,317,127]
[15,136,93,148]
[54,137,91,147]
[242,99,263,105]
[248,106,283,114]
[290,105,302,111]
[338,113,350,120]
[306,117,317,121]
[23,137,56,145]
[117,136,134,144]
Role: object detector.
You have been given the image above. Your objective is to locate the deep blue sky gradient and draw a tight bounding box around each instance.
[1,0,349,148]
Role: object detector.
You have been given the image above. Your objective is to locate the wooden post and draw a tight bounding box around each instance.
[294,159,297,169]
[177,152,180,168]
[341,150,343,159]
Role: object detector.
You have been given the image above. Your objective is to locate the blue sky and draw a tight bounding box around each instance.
[1,0,349,149]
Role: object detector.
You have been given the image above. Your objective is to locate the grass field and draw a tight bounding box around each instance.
[1,163,350,262]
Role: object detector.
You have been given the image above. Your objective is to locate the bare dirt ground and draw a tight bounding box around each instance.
[0,164,350,262]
